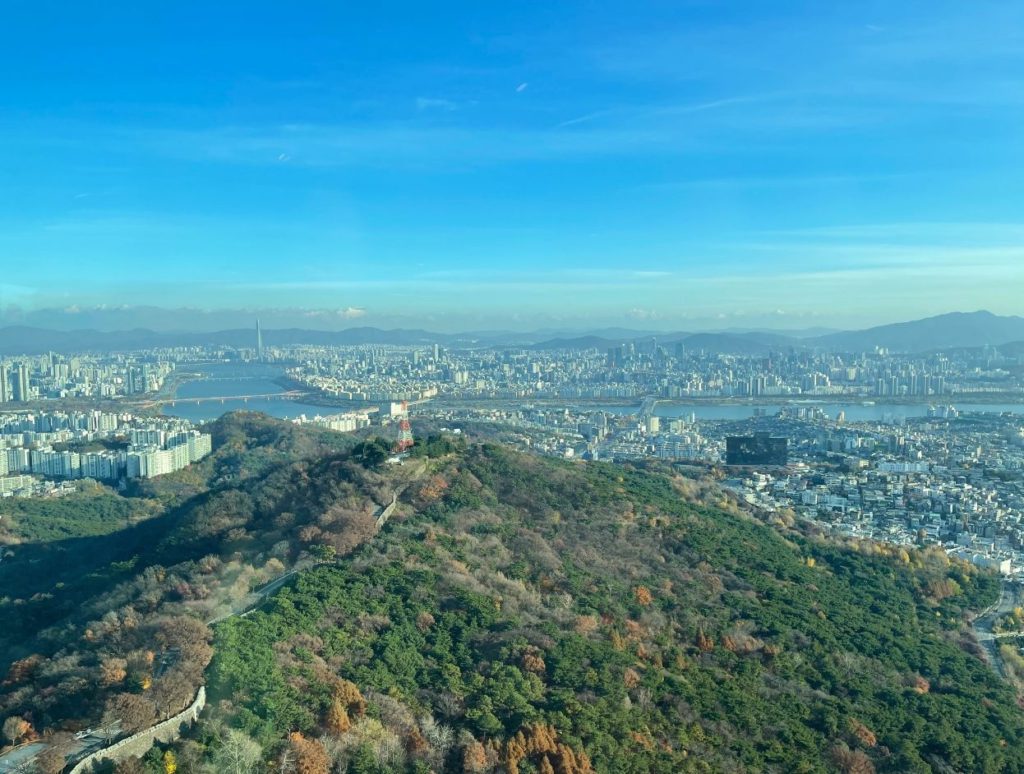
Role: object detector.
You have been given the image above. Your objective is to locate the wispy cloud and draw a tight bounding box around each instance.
[0,283,37,299]
[554,110,613,129]
[415,97,458,111]
[129,121,708,167]
[642,173,906,192]
[750,221,1024,243]
[658,94,781,115]
[97,89,878,170]
[583,4,1024,113]
[552,93,781,130]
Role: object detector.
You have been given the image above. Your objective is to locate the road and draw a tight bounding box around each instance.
[0,743,46,773]
[972,580,1019,677]
[207,486,405,625]
[0,726,119,773]
[6,480,413,773]
[205,568,303,625]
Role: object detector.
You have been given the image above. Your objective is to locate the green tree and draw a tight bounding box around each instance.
[310,544,337,564]
[352,439,391,470]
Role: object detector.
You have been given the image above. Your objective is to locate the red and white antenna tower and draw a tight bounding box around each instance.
[396,400,414,452]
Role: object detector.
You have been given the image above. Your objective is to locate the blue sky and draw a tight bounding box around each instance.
[1,0,1023,331]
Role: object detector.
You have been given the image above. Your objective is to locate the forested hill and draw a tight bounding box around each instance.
[2,417,1023,773]
[0,413,385,743]
[208,442,1024,773]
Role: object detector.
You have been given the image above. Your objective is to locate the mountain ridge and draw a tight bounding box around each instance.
[808,310,1024,353]
[1,310,1022,355]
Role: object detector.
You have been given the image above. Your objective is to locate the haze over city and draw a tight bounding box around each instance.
[3,0,1024,331]
[7,3,1024,774]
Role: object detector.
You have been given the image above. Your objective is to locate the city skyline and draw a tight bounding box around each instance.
[5,4,1024,771]
[2,1,1024,328]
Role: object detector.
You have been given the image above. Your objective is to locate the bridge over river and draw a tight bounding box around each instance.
[134,389,313,409]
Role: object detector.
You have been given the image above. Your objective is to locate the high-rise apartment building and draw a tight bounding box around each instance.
[13,364,30,402]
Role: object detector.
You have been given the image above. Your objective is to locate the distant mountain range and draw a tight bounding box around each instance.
[527,312,1024,354]
[0,311,1022,356]
[808,311,1024,353]
[0,326,465,355]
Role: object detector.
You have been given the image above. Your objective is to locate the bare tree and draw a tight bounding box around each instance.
[277,748,295,774]
[213,729,262,774]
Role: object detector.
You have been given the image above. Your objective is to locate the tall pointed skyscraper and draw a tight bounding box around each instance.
[256,318,263,362]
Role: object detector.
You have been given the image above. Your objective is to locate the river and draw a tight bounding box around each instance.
[605,402,1024,422]
[162,364,1024,424]
[160,363,335,423]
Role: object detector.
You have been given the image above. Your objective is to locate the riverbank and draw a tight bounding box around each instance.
[153,362,1024,423]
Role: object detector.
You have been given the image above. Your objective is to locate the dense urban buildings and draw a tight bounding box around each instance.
[0,409,211,495]
[3,334,1024,578]
[0,355,173,402]
[276,340,1019,404]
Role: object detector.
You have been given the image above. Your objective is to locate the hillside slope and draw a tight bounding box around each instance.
[0,414,381,735]
[205,443,1023,773]
[3,418,1021,773]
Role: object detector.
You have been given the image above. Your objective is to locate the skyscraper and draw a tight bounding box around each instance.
[13,364,29,402]
[0,365,8,403]
[256,318,263,362]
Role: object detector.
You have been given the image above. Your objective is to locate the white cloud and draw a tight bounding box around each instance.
[627,308,660,320]
[302,307,367,320]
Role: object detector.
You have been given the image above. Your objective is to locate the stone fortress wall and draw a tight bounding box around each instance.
[69,686,206,773]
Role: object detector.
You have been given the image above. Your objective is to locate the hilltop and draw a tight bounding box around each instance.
[201,442,1024,773]
[2,415,1023,773]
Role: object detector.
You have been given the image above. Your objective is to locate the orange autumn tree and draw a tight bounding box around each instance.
[289,732,330,774]
[493,724,595,774]
[334,678,367,716]
[325,694,351,734]
[324,678,366,736]
[462,739,488,773]
[633,586,653,606]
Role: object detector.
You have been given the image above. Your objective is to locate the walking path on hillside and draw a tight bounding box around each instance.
[971,580,1020,678]
[32,482,409,774]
